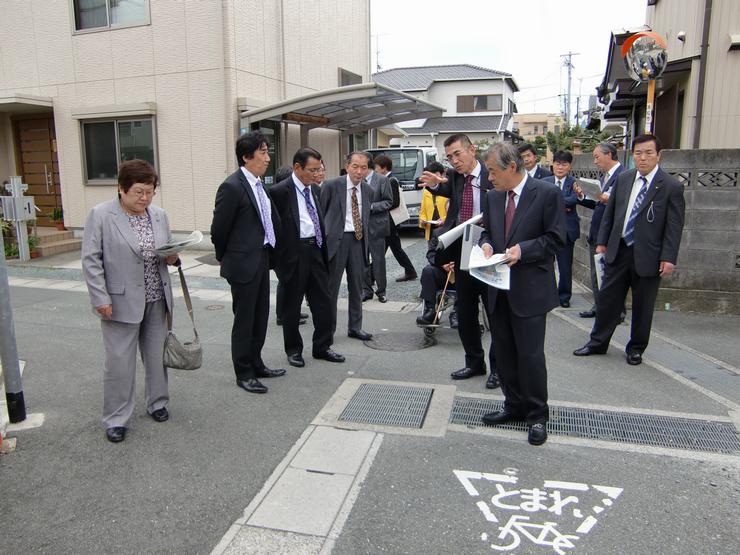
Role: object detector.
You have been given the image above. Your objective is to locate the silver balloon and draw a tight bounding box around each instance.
[623,35,667,82]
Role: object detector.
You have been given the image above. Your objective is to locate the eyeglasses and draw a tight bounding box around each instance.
[446,149,469,162]
[128,189,156,198]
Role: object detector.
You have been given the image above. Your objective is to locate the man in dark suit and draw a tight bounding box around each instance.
[518,143,553,180]
[362,153,393,303]
[574,143,624,319]
[544,150,579,308]
[478,142,566,446]
[211,131,285,394]
[419,133,499,389]
[270,147,345,368]
[574,134,685,366]
[321,152,374,341]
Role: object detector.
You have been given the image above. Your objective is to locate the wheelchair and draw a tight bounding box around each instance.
[417,270,490,338]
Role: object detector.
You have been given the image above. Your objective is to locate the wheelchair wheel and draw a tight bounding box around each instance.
[423,326,436,337]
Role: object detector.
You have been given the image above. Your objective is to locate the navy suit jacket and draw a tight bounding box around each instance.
[544,175,579,242]
[479,177,566,317]
[578,165,624,244]
[269,176,329,283]
[598,167,685,276]
[533,165,553,180]
[211,168,281,283]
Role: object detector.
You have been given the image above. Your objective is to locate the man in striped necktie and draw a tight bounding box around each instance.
[574,134,685,366]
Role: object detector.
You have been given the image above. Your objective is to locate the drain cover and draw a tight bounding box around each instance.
[339,383,434,428]
[363,331,436,352]
[450,396,740,454]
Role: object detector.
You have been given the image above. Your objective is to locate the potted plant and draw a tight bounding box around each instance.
[50,207,65,231]
[28,234,40,258]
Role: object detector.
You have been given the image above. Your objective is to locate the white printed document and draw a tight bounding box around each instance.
[468,245,511,290]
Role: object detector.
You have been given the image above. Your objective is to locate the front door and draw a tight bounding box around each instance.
[13,115,61,227]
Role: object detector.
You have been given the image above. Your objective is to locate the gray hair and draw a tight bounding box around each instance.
[346,151,371,165]
[483,142,525,173]
[595,142,618,161]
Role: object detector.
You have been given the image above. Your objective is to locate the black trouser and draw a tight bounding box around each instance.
[229,250,270,380]
[556,239,574,304]
[280,239,334,356]
[587,242,661,355]
[588,240,626,316]
[490,292,548,425]
[385,224,416,276]
[456,269,494,372]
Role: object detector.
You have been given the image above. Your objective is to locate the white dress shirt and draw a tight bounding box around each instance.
[291,173,316,239]
[344,175,363,232]
[621,164,659,238]
[240,166,272,245]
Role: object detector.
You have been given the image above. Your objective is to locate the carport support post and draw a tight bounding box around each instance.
[0,236,26,423]
[299,124,309,148]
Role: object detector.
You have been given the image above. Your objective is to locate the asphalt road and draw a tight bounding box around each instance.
[1,235,739,554]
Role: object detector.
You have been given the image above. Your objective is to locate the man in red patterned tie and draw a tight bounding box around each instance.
[478,142,566,446]
[419,134,499,390]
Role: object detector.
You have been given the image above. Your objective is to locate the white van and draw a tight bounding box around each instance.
[366,146,440,227]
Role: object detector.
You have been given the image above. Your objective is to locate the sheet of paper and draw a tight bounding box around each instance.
[594,252,606,290]
[470,262,510,290]
[436,214,483,250]
[467,244,510,269]
[147,230,203,255]
[576,178,602,200]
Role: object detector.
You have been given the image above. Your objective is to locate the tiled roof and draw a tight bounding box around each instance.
[402,115,510,134]
[373,64,511,91]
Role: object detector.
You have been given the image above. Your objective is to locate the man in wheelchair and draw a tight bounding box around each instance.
[415,232,458,328]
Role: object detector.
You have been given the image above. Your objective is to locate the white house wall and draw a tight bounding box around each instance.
[427,79,507,116]
[0,0,369,232]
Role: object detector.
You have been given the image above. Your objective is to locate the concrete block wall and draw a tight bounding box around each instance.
[571,149,740,314]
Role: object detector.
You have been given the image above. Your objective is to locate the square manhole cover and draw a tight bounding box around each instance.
[339,383,434,428]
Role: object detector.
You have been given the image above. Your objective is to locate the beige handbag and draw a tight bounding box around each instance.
[163,266,202,370]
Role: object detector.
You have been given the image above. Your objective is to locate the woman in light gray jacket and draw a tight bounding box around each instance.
[82,160,178,443]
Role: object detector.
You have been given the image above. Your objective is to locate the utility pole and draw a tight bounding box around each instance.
[560,51,579,126]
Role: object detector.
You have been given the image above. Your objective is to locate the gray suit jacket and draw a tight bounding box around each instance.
[320,176,372,262]
[366,171,393,239]
[82,198,174,324]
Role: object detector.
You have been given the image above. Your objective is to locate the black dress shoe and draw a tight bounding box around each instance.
[450,367,486,380]
[236,378,268,394]
[449,313,459,329]
[361,293,373,302]
[416,306,436,326]
[348,329,372,341]
[150,408,169,422]
[106,427,126,443]
[579,309,596,318]
[313,349,345,363]
[528,423,548,445]
[257,367,287,377]
[287,354,305,367]
[486,373,500,389]
[626,352,642,365]
[481,409,520,426]
[560,301,570,308]
[573,345,607,356]
[377,294,387,303]
[396,273,418,282]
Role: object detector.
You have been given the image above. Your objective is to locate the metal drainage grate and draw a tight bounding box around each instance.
[362,332,436,352]
[339,384,434,428]
[450,396,740,454]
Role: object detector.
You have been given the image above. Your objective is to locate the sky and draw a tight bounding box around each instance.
[370,0,647,121]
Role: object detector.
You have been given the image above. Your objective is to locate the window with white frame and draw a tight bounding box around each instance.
[73,0,150,31]
[82,118,156,182]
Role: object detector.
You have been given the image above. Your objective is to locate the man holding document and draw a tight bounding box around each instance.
[419,134,498,389]
[478,143,566,446]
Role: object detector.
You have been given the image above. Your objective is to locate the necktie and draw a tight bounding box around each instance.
[599,174,607,192]
[459,174,474,222]
[557,179,563,190]
[623,176,648,247]
[302,186,323,248]
[504,190,516,240]
[255,179,275,247]
[351,186,363,240]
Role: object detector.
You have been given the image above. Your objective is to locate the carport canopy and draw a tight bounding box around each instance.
[240,82,445,138]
